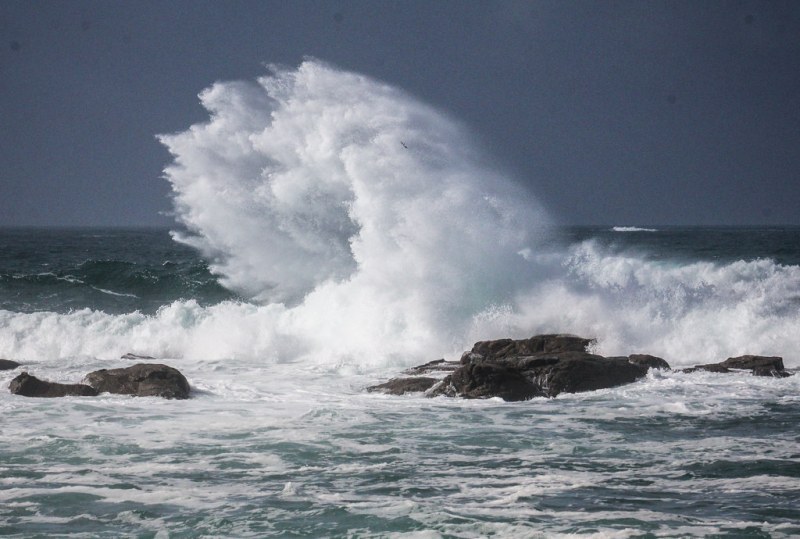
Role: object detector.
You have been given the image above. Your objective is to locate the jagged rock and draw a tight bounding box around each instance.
[628,354,671,370]
[428,335,649,400]
[121,353,156,360]
[368,377,438,395]
[0,359,21,371]
[467,334,593,363]
[529,355,648,397]
[9,372,98,398]
[371,335,795,401]
[84,363,190,399]
[434,362,543,401]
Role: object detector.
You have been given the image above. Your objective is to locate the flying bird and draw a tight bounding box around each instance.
[400,141,408,149]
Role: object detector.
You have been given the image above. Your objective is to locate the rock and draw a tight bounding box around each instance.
[429,335,649,400]
[9,372,98,398]
[433,362,543,401]
[682,364,732,374]
[720,355,784,371]
[121,353,156,360]
[0,359,21,371]
[403,359,459,375]
[467,334,593,363]
[372,334,795,402]
[84,363,190,399]
[753,366,792,378]
[368,377,438,395]
[628,354,671,371]
[683,355,791,377]
[529,355,648,397]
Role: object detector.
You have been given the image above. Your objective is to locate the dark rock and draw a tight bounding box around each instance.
[628,354,671,370]
[368,377,438,395]
[0,359,21,371]
[121,353,156,360]
[403,359,459,375]
[9,372,98,398]
[466,334,593,363]
[84,363,190,399]
[753,366,792,378]
[721,355,784,371]
[683,355,791,377]
[528,355,648,397]
[682,364,732,374]
[432,362,543,401]
[433,337,648,400]
[374,334,796,402]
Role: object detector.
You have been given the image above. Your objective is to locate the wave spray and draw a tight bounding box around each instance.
[3,61,799,369]
[158,59,548,366]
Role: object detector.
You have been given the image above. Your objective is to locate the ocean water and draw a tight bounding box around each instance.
[2,61,800,537]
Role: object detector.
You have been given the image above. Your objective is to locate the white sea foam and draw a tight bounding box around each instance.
[2,60,800,370]
[612,226,658,232]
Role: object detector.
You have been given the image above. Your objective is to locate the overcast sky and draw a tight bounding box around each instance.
[2,0,799,226]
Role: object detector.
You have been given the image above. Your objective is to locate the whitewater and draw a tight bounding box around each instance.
[1,60,799,537]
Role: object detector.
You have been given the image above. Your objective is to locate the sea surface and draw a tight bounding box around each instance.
[3,61,800,537]
[1,226,799,538]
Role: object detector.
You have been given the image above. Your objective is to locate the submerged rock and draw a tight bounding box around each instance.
[9,372,98,398]
[0,359,21,371]
[83,363,190,399]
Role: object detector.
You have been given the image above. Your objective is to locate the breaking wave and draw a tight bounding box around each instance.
[2,60,800,370]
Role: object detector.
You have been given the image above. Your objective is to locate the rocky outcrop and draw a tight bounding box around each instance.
[9,372,98,398]
[84,363,191,399]
[682,355,790,377]
[370,334,671,401]
[0,359,21,371]
[8,363,190,399]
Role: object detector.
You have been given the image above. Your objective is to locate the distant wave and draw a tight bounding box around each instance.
[612,226,658,232]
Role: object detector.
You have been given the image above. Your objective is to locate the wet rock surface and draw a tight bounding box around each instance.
[369,334,793,401]
[9,372,98,398]
[0,359,21,371]
[370,334,669,401]
[8,363,191,399]
[84,363,191,400]
[682,355,791,377]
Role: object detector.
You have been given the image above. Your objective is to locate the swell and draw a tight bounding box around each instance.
[0,258,234,315]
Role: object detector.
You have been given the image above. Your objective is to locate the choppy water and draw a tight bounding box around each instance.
[2,61,800,537]
[2,227,799,538]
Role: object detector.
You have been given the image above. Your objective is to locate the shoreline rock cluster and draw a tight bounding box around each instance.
[3,358,190,400]
[368,334,793,401]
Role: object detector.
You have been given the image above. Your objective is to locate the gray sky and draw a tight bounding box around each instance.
[2,0,799,226]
